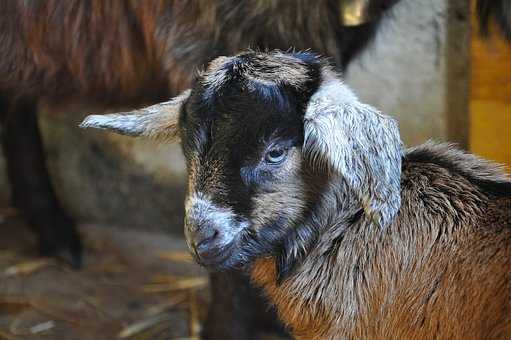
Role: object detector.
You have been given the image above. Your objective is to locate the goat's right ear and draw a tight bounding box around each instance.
[79,89,191,142]
[302,73,403,229]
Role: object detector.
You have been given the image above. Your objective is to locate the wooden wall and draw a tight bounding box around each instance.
[470,5,511,169]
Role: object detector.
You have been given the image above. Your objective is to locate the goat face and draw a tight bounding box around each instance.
[81,50,403,275]
[177,52,326,269]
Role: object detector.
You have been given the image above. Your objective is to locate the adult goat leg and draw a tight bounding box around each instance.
[203,271,288,340]
[0,97,82,267]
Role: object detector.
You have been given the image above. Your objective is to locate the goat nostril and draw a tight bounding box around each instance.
[195,228,219,250]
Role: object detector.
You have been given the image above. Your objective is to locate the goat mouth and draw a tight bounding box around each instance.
[193,243,239,269]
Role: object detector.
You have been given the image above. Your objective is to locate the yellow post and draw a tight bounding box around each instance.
[469,1,511,170]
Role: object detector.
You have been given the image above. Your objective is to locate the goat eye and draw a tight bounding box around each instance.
[265,148,287,164]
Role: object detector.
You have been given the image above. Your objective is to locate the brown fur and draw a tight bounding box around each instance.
[0,0,388,104]
[1,0,509,104]
[1,1,171,102]
[251,144,511,340]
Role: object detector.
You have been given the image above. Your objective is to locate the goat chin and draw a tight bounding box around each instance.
[251,143,511,340]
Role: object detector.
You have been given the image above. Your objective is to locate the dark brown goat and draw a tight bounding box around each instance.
[1,0,393,101]
[81,50,511,340]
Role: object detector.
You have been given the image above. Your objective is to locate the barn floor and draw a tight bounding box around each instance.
[0,205,280,340]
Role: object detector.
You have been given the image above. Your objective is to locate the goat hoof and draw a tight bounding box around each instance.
[37,214,83,269]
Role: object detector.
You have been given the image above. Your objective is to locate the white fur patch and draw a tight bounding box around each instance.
[185,193,247,242]
[79,89,191,141]
[303,76,403,228]
[200,52,311,102]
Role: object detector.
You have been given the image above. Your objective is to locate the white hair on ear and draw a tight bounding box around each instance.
[303,75,403,228]
[79,89,191,142]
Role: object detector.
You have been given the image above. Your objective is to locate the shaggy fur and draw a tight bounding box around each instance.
[2,0,507,100]
[251,143,511,339]
[82,50,511,339]
[0,0,397,101]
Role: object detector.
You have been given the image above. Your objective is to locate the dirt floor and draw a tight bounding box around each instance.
[0,206,254,340]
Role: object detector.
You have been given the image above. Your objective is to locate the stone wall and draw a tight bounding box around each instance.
[346,0,469,146]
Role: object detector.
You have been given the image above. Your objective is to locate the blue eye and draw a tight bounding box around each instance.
[265,148,287,164]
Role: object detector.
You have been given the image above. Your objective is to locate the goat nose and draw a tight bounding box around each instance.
[191,226,219,251]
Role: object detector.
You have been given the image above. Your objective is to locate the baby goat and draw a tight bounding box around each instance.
[81,51,511,339]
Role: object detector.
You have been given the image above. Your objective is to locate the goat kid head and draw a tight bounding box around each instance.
[80,51,402,277]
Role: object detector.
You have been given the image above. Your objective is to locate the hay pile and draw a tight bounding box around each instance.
[0,210,208,340]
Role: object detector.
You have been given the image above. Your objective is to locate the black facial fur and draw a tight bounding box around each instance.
[180,51,326,275]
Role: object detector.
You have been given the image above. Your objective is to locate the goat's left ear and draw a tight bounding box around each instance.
[79,89,191,142]
[303,75,403,228]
